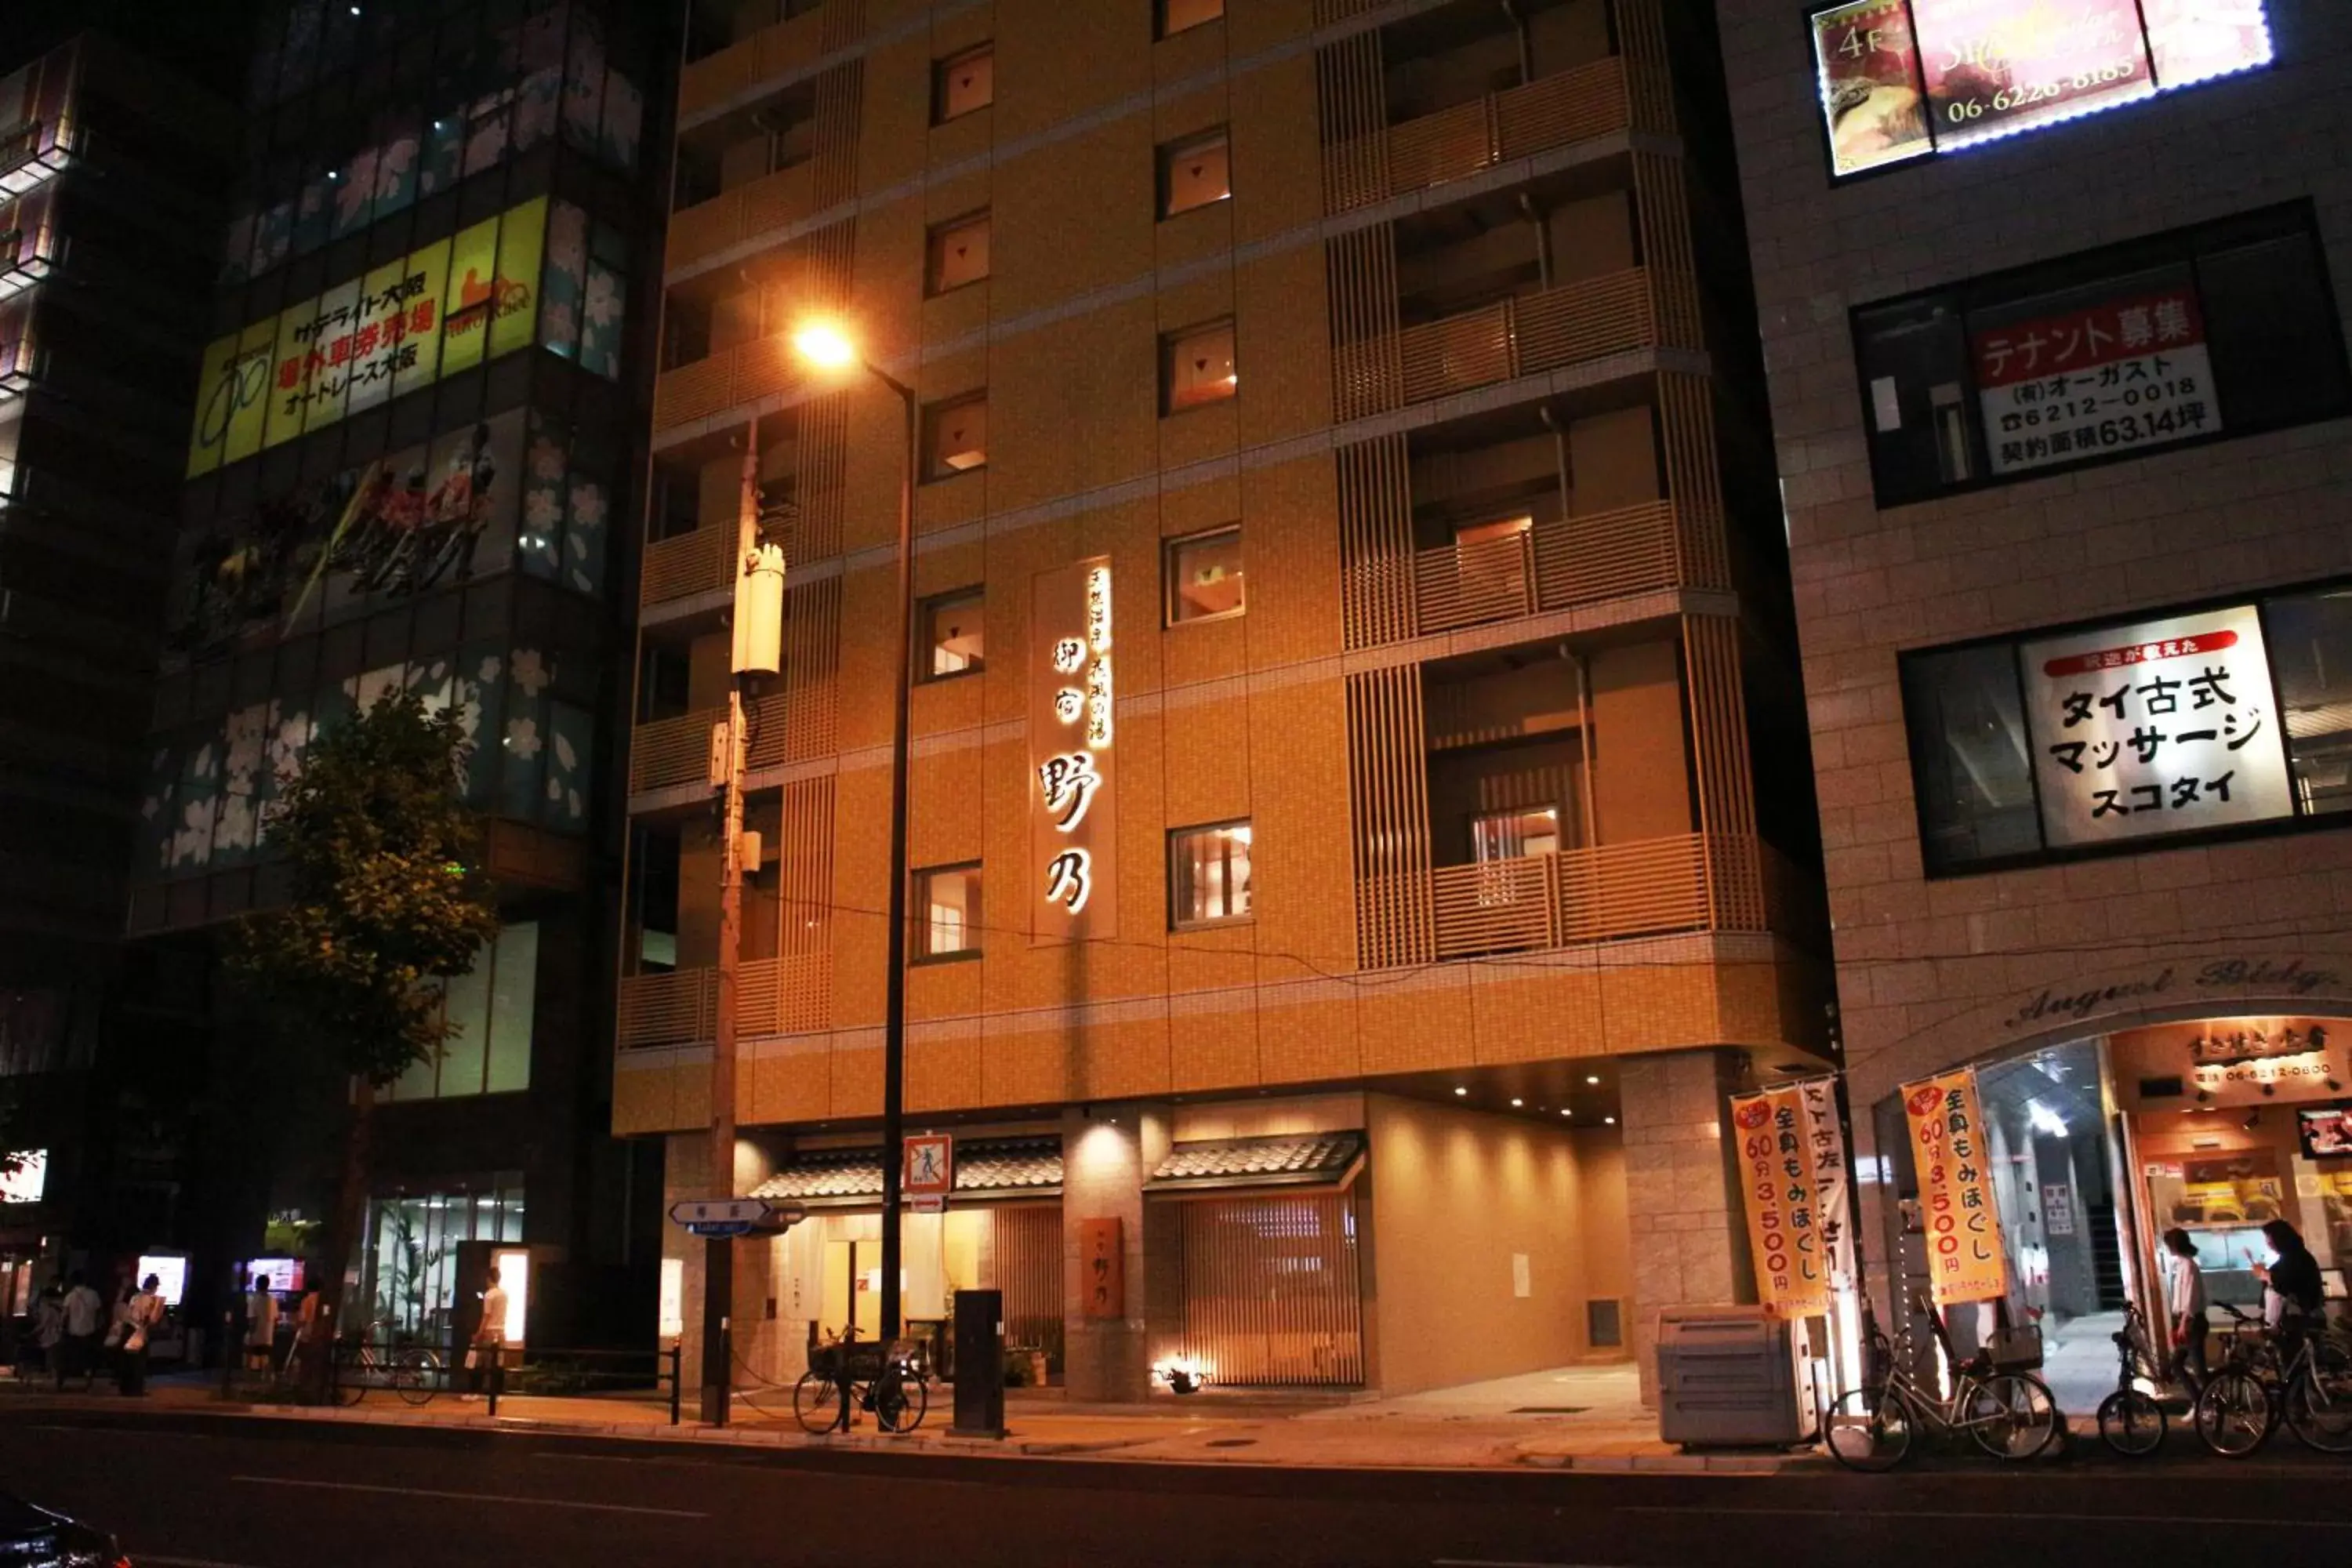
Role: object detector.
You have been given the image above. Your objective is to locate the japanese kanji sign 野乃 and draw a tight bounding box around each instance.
[1029,557,1118,942]
[2020,603,2295,849]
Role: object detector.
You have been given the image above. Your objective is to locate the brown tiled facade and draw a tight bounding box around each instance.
[623,0,1826,1396]
[1719,0,2352,1317]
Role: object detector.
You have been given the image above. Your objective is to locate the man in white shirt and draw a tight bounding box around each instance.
[243,1274,280,1373]
[56,1272,102,1390]
[464,1267,509,1402]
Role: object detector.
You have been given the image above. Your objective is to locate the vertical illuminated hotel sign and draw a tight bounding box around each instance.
[1030,557,1117,942]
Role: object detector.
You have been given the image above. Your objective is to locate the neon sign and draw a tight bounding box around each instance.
[1030,559,1117,938]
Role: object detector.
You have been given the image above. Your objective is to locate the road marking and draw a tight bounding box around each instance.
[230,1475,707,1519]
[1619,1505,2352,1530]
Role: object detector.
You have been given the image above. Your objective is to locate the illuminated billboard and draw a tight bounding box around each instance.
[187,198,551,477]
[1811,0,2273,179]
[0,1150,46,1203]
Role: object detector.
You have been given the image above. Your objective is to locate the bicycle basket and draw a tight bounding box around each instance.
[1987,1321,2044,1372]
[811,1339,885,1380]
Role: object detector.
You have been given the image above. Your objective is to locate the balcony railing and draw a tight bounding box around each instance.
[678,5,832,123]
[1401,499,1715,637]
[1325,56,1635,214]
[630,708,721,795]
[630,686,826,795]
[1425,832,1765,960]
[665,159,816,274]
[641,524,739,611]
[653,323,809,434]
[618,953,830,1049]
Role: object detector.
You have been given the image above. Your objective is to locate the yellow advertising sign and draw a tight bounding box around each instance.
[1903,1068,2009,1306]
[1731,1085,1832,1316]
[183,200,546,474]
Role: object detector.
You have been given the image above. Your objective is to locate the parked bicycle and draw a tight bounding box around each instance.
[328,1326,443,1408]
[2192,1304,2352,1458]
[793,1325,928,1436]
[1824,1299,2060,1472]
[2096,1300,2170,1457]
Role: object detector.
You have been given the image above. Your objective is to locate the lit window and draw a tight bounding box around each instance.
[933,44,994,125]
[1159,129,1231,218]
[1472,808,1561,862]
[1163,319,1236,413]
[927,210,991,295]
[383,922,537,1102]
[1171,820,1252,927]
[916,863,982,960]
[1166,527,1243,623]
[1160,0,1225,38]
[920,586,985,679]
[924,393,988,479]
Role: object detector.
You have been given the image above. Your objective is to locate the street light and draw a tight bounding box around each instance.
[791,319,918,1348]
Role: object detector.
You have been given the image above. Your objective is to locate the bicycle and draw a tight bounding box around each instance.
[793,1325,929,1436]
[1824,1298,2061,1472]
[2192,1304,2352,1458]
[328,1327,443,1408]
[2095,1300,2169,1457]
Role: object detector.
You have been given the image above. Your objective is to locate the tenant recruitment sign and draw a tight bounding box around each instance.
[1903,1068,2008,1306]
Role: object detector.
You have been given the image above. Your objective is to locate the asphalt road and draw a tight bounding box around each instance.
[1,1409,2347,1567]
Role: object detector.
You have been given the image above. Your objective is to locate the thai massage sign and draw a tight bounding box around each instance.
[1030,557,1117,942]
[1730,1080,1847,1317]
[2021,603,2294,848]
[1904,1068,2008,1306]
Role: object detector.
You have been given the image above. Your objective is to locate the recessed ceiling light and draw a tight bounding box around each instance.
[1453,1086,1467,1096]
[1559,1109,1572,1117]
[1603,1116,1617,1125]
[1510,1098,1523,1108]
[1586,1074,1602,1085]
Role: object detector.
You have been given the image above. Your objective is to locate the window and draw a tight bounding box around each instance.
[923,393,988,479]
[1899,580,2352,875]
[1808,0,2273,180]
[1471,807,1561,862]
[927,210,991,295]
[1171,820,1252,927]
[1163,319,1237,413]
[1158,129,1231,217]
[916,863,982,960]
[933,44,993,124]
[1160,0,1225,36]
[1854,203,2350,507]
[1166,527,1243,623]
[384,922,538,1101]
[920,587,985,679]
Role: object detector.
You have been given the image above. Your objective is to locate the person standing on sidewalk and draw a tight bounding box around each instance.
[56,1272,101,1390]
[242,1273,279,1374]
[2160,1227,2209,1390]
[28,1281,64,1380]
[462,1267,508,1403]
[115,1275,165,1396]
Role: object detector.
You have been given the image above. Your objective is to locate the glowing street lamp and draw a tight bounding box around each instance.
[792,320,859,372]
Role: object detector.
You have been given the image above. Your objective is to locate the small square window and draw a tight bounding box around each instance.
[1159,0,1225,38]
[927,210,991,296]
[920,586,985,680]
[1163,319,1236,413]
[1171,819,1252,928]
[923,393,988,480]
[916,862,982,960]
[1166,527,1243,624]
[1158,129,1231,218]
[933,44,993,125]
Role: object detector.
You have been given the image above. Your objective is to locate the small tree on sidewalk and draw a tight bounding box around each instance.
[225,690,498,1396]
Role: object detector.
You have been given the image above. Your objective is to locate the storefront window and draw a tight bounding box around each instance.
[2266,588,2352,818]
[366,1174,524,1340]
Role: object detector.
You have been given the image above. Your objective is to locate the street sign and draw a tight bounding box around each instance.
[912,1195,946,1214]
[667,1196,804,1238]
[904,1134,954,1202]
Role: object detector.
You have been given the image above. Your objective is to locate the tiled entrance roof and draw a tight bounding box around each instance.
[1145,1131,1367,1192]
[747,1136,1062,1207]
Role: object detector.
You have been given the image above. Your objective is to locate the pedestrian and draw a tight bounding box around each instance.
[2259,1218,2324,1346]
[56,1272,101,1391]
[27,1281,63,1381]
[242,1272,279,1374]
[290,1272,327,1392]
[2160,1226,2209,1390]
[463,1266,507,1403]
[114,1275,165,1396]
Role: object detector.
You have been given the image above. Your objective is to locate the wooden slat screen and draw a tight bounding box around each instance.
[1656,372,1732,590]
[989,1204,1065,1363]
[1314,31,1387,214]
[1682,615,1763,930]
[617,968,715,1050]
[1494,56,1631,159]
[1345,663,1436,968]
[1177,1194,1365,1388]
[1615,0,1679,136]
[1631,152,1704,350]
[639,523,737,609]
[812,63,863,211]
[790,392,850,562]
[1326,223,1402,421]
[1528,499,1681,610]
[630,707,721,794]
[1337,436,1416,651]
[1311,0,1383,25]
[1414,529,1534,633]
[1385,268,1664,411]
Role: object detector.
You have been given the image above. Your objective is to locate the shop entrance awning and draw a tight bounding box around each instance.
[1145,1131,1367,1195]
[746,1136,1062,1208]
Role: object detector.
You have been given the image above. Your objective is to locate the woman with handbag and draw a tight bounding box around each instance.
[115,1275,165,1396]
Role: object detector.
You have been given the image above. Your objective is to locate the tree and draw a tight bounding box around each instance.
[225,690,497,1393]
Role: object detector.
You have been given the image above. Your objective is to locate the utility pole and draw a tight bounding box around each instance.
[701,414,783,1426]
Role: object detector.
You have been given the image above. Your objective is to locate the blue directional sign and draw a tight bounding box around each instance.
[668,1196,804,1238]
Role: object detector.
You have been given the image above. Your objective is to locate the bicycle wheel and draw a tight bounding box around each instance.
[877,1368,928,1434]
[2096,1387,2165,1457]
[2282,1352,2352,1454]
[2193,1370,2272,1458]
[1965,1374,2058,1461]
[391,1348,439,1406]
[793,1368,844,1435]
[1824,1385,1913,1472]
[330,1354,368,1407]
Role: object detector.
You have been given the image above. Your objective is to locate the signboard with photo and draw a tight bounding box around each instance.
[1973,283,2220,475]
[2020,604,2295,848]
[1811,0,1932,176]
[1909,0,2155,150]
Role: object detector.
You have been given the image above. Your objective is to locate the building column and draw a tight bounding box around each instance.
[1620,1048,1755,1406]
[663,1130,776,1399]
[1060,1103,1171,1403]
